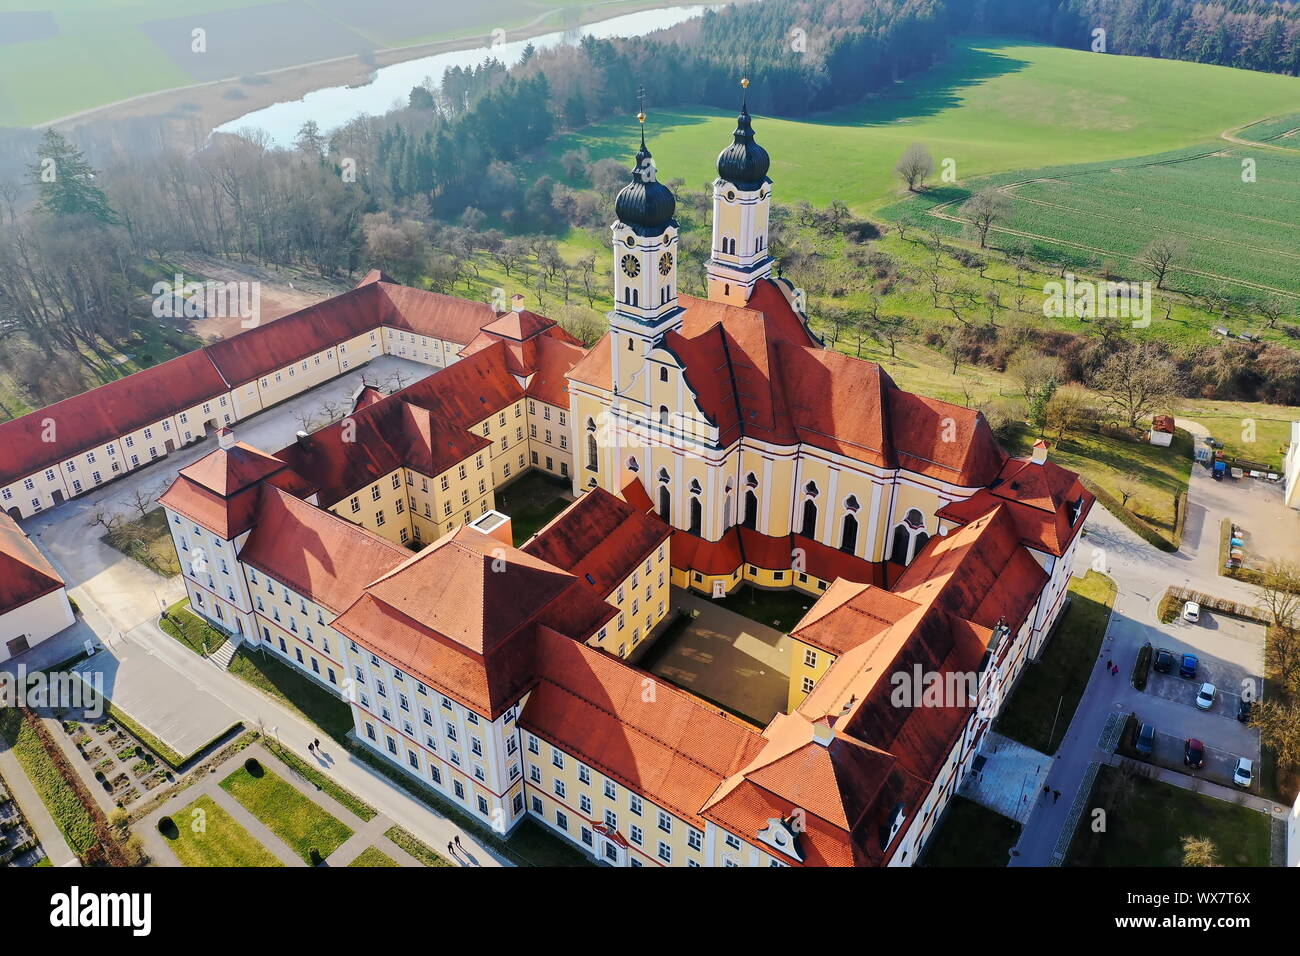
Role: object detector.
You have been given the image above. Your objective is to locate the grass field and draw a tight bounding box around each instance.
[220,763,353,863]
[228,645,355,742]
[919,796,1020,867]
[541,38,1300,213]
[995,572,1117,754]
[1066,764,1271,866]
[887,143,1300,301]
[1234,112,1300,149]
[347,845,398,867]
[162,794,283,867]
[0,0,631,126]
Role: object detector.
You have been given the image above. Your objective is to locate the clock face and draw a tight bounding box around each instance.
[624,235,636,248]
[658,251,673,276]
[621,254,640,279]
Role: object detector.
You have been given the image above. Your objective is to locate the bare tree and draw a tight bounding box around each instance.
[961,189,1010,249]
[1136,237,1186,290]
[1180,836,1219,867]
[895,143,935,192]
[1092,341,1180,428]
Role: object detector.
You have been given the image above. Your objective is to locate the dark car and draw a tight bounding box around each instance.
[1183,738,1205,769]
[1153,647,1175,674]
[1135,723,1156,758]
[1238,698,1254,723]
[1179,654,1199,679]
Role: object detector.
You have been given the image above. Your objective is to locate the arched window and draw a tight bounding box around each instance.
[801,499,818,538]
[688,478,702,495]
[840,513,858,554]
[659,367,669,382]
[586,434,598,472]
[688,497,702,535]
[657,467,670,484]
[805,481,819,497]
[743,490,758,529]
[626,457,639,473]
[890,509,928,565]
[658,486,671,522]
[890,523,910,562]
[658,406,670,427]
[723,494,733,529]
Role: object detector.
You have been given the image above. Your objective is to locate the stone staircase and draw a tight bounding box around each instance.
[209,638,238,671]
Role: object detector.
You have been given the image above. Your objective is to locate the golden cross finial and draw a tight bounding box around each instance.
[741,77,750,89]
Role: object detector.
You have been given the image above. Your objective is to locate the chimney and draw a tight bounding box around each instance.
[217,427,235,451]
[811,717,835,747]
[511,293,526,313]
[295,430,311,447]
[1031,438,1049,465]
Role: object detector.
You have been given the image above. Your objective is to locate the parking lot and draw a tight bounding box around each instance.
[1133,606,1263,787]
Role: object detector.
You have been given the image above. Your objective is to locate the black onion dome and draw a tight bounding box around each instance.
[615,144,676,233]
[716,106,770,189]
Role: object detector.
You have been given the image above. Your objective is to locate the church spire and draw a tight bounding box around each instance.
[707,78,774,306]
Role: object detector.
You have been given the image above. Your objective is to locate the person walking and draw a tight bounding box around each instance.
[314,738,320,750]
[454,835,462,849]
[447,842,455,856]
[1052,790,1060,803]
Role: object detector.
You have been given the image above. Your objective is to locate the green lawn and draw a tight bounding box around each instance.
[919,796,1021,867]
[995,571,1117,754]
[1066,764,1271,866]
[708,584,818,634]
[384,825,453,867]
[496,470,574,544]
[161,794,283,868]
[228,646,355,742]
[265,741,376,822]
[347,845,398,867]
[219,763,353,864]
[159,601,227,657]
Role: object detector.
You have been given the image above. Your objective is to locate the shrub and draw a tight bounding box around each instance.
[309,847,322,866]
[244,757,262,775]
[157,816,177,837]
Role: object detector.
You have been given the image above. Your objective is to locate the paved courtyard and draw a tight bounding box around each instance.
[636,589,791,725]
[959,732,1053,825]
[71,622,241,757]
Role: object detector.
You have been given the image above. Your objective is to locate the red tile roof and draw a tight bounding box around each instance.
[521,626,767,830]
[0,511,64,614]
[523,488,671,596]
[375,282,500,346]
[352,526,577,656]
[936,455,1093,556]
[238,486,409,614]
[567,279,1005,485]
[0,349,228,487]
[525,335,586,408]
[204,284,382,387]
[159,444,313,539]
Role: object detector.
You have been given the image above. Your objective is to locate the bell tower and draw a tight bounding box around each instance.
[708,78,774,307]
[609,99,682,400]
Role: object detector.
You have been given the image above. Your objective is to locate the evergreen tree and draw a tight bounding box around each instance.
[28,129,118,224]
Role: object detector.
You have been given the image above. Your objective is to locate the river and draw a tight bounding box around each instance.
[215,5,722,147]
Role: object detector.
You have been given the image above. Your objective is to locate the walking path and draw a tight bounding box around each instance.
[138,742,438,867]
[0,748,80,867]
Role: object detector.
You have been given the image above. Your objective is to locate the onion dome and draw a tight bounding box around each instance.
[615,136,676,234]
[716,80,770,190]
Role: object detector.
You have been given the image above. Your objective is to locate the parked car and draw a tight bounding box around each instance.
[1183,738,1205,769]
[1135,723,1156,758]
[1195,683,1216,710]
[1179,654,1199,678]
[1237,698,1254,723]
[1182,601,1200,623]
[1153,647,1175,674]
[1233,758,1254,789]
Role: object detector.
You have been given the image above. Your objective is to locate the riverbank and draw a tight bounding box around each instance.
[44,0,718,146]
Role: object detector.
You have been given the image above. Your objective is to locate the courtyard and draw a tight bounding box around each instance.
[633,587,801,726]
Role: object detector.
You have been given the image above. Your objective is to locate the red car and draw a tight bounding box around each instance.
[1183,738,1205,769]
